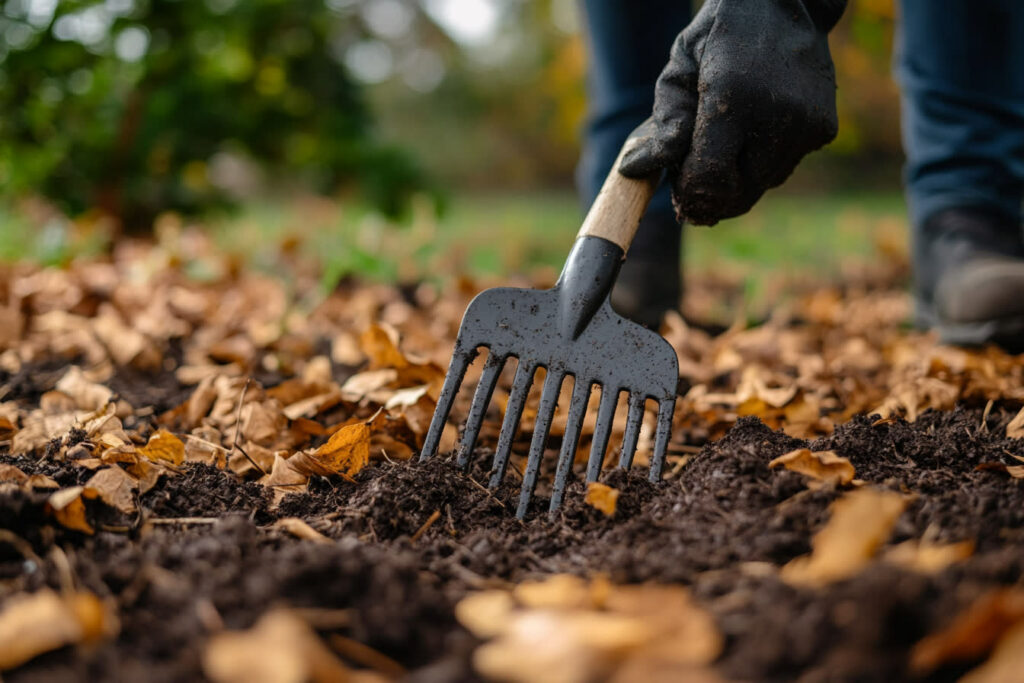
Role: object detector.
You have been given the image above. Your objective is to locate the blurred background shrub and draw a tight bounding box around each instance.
[0,0,905,303]
[0,0,437,228]
[0,0,899,224]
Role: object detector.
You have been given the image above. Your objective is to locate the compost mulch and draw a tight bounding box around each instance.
[4,406,1024,682]
[2,237,1024,681]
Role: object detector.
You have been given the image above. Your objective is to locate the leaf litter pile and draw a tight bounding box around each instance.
[2,233,1024,682]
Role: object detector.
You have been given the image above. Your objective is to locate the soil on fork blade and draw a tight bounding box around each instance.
[3,407,1024,682]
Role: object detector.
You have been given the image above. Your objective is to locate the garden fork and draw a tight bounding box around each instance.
[420,127,679,518]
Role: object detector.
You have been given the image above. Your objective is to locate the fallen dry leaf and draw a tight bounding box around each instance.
[25,474,60,490]
[138,429,185,466]
[341,369,399,401]
[0,589,116,670]
[260,454,308,503]
[514,574,611,610]
[184,434,228,468]
[331,331,364,365]
[55,366,113,411]
[0,463,27,484]
[1006,406,1024,438]
[910,589,1024,675]
[974,462,1024,479]
[361,323,409,370]
[1,466,59,490]
[455,591,517,640]
[882,539,974,574]
[769,448,855,486]
[584,482,619,518]
[84,466,138,514]
[272,517,331,544]
[961,620,1024,683]
[782,488,907,587]
[0,415,17,441]
[46,486,94,534]
[356,324,443,391]
[473,609,647,683]
[290,423,370,478]
[458,575,721,683]
[203,609,378,683]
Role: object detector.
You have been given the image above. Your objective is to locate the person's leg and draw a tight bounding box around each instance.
[578,0,691,328]
[897,0,1024,348]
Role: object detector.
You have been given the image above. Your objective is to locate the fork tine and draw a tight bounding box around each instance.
[517,370,564,519]
[419,348,473,461]
[617,393,646,469]
[456,351,505,468]
[585,386,619,483]
[648,397,676,481]
[488,360,535,488]
[549,377,591,513]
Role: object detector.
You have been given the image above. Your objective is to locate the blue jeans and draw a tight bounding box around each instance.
[578,0,690,258]
[897,0,1024,229]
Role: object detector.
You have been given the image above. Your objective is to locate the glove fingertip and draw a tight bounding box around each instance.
[618,144,661,178]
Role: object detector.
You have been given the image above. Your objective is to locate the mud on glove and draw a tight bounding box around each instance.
[619,0,846,225]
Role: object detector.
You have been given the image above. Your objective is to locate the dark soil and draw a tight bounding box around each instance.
[3,407,1024,681]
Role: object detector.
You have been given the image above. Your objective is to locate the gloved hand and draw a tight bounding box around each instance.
[619,0,847,226]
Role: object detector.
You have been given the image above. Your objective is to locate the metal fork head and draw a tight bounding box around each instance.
[420,237,679,518]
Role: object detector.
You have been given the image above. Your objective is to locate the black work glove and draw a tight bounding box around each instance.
[619,0,846,226]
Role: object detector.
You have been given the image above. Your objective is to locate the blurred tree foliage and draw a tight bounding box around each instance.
[374,0,900,192]
[370,0,585,192]
[0,0,430,228]
[0,0,902,230]
[829,0,900,161]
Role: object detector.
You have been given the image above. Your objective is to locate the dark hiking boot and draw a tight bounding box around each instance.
[610,213,682,329]
[915,207,1024,352]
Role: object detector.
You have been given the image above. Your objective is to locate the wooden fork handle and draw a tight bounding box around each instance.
[576,135,661,252]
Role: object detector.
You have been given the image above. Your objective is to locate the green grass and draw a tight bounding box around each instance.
[201,188,907,285]
[0,206,110,265]
[438,190,908,278]
[0,190,909,299]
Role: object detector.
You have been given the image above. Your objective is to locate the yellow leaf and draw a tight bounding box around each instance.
[781,488,906,587]
[514,574,607,610]
[138,429,185,466]
[203,609,361,683]
[882,539,974,574]
[0,415,16,441]
[910,589,1024,675]
[291,423,370,478]
[1007,406,1024,439]
[0,589,116,670]
[457,577,722,683]
[474,610,649,683]
[584,482,619,518]
[456,591,517,639]
[769,448,855,486]
[962,621,1024,683]
[46,487,94,535]
[360,324,408,370]
[606,583,722,667]
[84,467,138,514]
